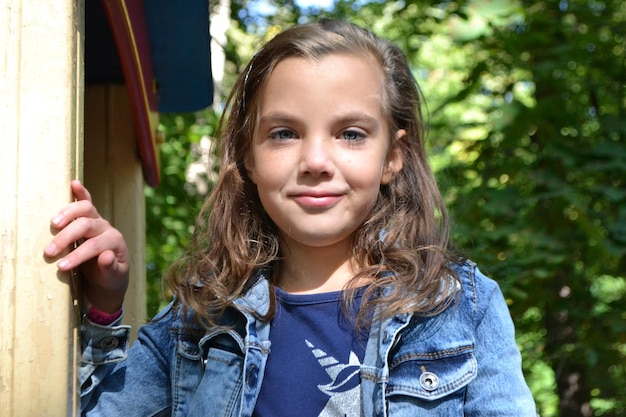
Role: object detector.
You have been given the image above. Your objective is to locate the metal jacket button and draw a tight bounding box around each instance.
[419,371,439,391]
[99,336,119,352]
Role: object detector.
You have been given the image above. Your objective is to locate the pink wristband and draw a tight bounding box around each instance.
[86,304,123,325]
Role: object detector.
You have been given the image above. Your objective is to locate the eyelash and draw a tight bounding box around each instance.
[267,128,367,142]
[268,129,296,141]
[340,129,366,142]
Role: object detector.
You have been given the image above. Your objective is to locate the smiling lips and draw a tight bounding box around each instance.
[290,191,344,209]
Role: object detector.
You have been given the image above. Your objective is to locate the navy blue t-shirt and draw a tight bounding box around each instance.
[253,287,369,417]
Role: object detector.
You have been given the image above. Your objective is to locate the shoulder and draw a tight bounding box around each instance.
[449,260,510,327]
[451,260,500,304]
[392,260,509,348]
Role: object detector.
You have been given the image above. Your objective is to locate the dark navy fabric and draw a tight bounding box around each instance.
[144,0,213,112]
[253,287,369,417]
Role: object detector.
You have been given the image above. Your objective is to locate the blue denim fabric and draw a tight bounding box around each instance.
[80,262,537,416]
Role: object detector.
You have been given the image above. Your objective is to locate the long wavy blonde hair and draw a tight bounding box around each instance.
[166,19,460,329]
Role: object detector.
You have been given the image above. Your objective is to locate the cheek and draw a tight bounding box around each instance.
[351,166,387,197]
[248,163,284,194]
[245,149,278,186]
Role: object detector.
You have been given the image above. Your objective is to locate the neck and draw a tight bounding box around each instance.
[276,239,358,294]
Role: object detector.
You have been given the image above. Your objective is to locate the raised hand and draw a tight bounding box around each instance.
[44,180,129,313]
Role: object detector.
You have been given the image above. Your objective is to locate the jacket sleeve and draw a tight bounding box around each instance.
[464,266,537,416]
[80,316,130,391]
[80,309,174,416]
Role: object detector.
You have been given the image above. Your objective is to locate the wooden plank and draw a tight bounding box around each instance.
[84,84,147,342]
[0,1,84,415]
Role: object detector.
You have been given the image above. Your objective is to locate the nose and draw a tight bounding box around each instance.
[299,135,335,177]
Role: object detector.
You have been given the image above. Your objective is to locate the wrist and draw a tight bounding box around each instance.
[86,305,123,325]
[82,286,126,315]
[85,302,123,325]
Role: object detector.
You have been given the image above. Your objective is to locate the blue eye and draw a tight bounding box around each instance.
[269,129,296,140]
[341,130,365,141]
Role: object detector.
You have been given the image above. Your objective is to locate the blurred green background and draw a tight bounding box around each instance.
[144,1,626,415]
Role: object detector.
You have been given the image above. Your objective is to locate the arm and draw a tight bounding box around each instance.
[464,267,537,416]
[45,181,176,415]
[44,180,132,404]
[80,311,173,416]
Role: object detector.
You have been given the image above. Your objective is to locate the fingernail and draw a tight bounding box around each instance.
[58,259,70,270]
[51,214,64,226]
[45,243,58,256]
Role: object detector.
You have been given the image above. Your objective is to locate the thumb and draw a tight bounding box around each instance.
[96,250,129,292]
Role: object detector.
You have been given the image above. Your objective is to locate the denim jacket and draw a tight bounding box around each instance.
[80,261,537,416]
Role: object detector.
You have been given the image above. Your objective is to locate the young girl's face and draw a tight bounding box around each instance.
[245,53,403,254]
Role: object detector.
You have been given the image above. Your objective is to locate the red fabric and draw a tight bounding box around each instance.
[87,304,123,325]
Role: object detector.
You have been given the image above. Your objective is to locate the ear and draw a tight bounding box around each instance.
[244,154,257,184]
[381,129,405,185]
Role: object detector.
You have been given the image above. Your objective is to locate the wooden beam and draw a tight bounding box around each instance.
[0,1,84,415]
[84,84,147,342]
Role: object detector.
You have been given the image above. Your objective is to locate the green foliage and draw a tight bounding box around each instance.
[144,111,220,316]
[144,1,626,414]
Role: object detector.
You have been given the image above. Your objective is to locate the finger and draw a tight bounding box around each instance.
[82,250,129,313]
[49,181,97,230]
[55,240,103,272]
[80,249,130,295]
[50,199,100,230]
[83,249,129,285]
[97,250,130,288]
[70,180,93,203]
[56,226,127,273]
[46,216,111,258]
[98,250,118,270]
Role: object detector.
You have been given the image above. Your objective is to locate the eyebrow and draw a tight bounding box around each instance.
[258,112,298,125]
[258,112,379,127]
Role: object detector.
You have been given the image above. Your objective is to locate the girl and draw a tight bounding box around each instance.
[45,19,536,416]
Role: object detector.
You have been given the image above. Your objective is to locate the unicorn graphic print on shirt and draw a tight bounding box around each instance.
[306,339,362,417]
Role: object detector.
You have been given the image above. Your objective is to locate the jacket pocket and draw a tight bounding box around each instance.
[173,335,244,417]
[387,345,477,401]
[181,333,245,417]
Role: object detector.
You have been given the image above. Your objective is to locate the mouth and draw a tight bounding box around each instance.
[290,192,344,209]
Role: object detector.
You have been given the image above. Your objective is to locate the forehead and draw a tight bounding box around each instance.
[258,54,386,117]
[269,52,383,86]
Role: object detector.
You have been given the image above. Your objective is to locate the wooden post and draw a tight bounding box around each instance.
[0,1,84,416]
[84,84,147,341]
